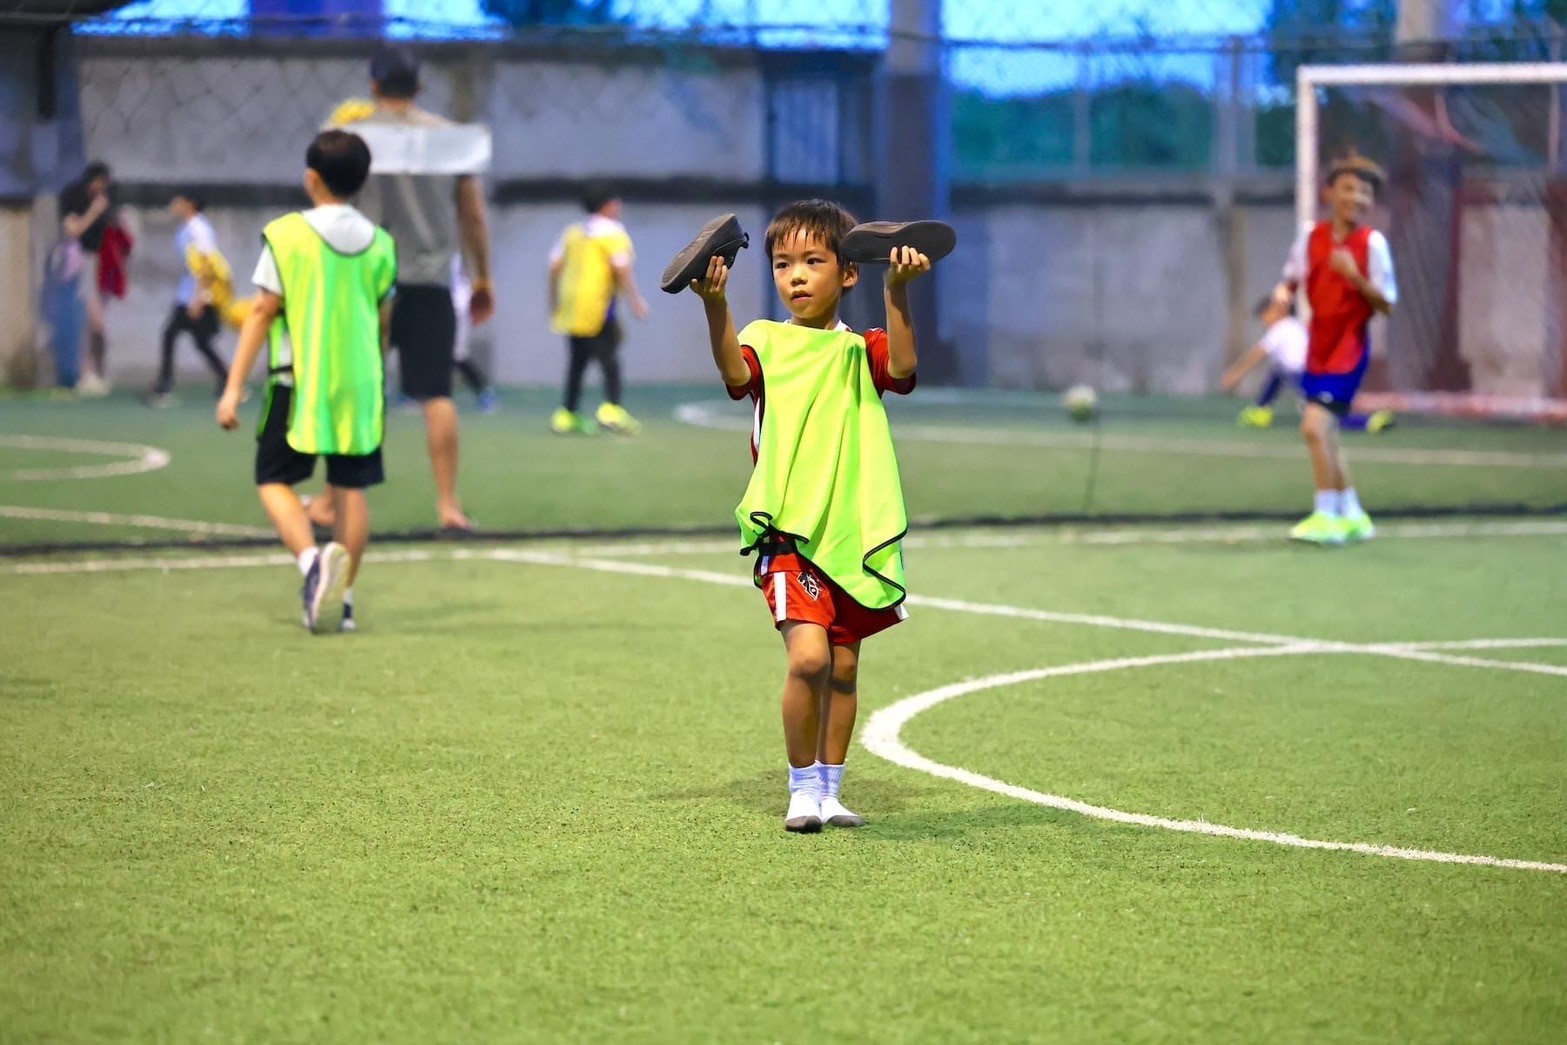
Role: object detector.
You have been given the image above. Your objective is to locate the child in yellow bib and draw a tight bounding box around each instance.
[217,130,397,635]
[687,199,933,834]
[547,181,649,435]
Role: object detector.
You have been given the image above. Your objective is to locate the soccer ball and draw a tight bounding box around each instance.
[1063,384,1098,423]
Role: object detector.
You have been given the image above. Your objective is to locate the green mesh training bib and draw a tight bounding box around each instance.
[735,320,909,609]
[262,212,397,456]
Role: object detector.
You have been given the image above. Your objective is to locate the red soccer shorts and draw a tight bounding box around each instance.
[757,557,907,646]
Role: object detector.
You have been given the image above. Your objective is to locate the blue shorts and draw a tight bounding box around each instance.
[1299,353,1369,418]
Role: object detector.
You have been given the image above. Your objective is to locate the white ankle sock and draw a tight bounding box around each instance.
[297,547,319,576]
[1314,490,1340,516]
[819,763,845,800]
[1341,487,1363,517]
[788,764,821,799]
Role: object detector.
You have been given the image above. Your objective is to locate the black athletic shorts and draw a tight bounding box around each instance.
[390,283,457,401]
[254,384,384,490]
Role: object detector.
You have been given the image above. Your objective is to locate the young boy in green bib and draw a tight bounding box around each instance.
[217,130,397,634]
[688,200,932,833]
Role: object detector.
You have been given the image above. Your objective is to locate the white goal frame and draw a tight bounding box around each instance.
[1295,62,1567,421]
[1296,61,1567,234]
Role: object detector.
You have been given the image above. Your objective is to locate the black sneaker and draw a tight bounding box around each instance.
[840,219,957,265]
[660,213,749,294]
[300,542,349,634]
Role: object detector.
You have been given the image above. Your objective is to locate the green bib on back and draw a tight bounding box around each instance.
[263,212,397,456]
[736,320,909,609]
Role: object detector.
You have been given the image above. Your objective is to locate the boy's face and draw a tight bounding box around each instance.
[1329,172,1375,226]
[1260,300,1287,327]
[169,197,193,220]
[771,229,857,325]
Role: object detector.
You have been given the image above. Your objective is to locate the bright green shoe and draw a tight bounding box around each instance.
[1289,511,1346,546]
[595,402,642,435]
[550,407,591,435]
[1366,409,1397,434]
[1341,510,1376,543]
[1238,405,1275,429]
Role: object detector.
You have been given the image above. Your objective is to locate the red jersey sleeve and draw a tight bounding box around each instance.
[726,346,763,401]
[865,328,916,396]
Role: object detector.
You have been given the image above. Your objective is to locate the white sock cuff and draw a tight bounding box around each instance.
[297,546,319,576]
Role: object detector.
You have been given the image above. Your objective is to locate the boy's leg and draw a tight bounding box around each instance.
[257,482,315,557]
[422,398,468,529]
[333,488,370,587]
[563,336,592,412]
[395,284,469,531]
[1292,403,1349,544]
[819,642,867,829]
[780,621,832,833]
[598,319,623,407]
[1255,367,1285,408]
[153,305,181,395]
[456,359,488,397]
[191,311,229,390]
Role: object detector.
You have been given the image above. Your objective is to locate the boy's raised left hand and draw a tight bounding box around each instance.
[886,244,932,287]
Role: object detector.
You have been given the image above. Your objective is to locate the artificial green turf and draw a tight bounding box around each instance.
[2,531,1564,1042]
[2,387,1564,551]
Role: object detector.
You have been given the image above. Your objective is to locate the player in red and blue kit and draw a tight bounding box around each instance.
[1273,152,1398,545]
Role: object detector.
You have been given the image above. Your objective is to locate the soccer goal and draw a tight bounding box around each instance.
[1296,61,1567,422]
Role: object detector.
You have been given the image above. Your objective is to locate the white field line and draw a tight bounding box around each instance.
[0,435,171,480]
[674,400,1567,469]
[859,650,1567,875]
[1389,638,1567,651]
[0,505,274,538]
[6,540,1564,870]
[553,519,1567,560]
[3,548,441,575]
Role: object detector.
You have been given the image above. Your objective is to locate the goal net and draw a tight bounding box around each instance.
[1296,62,1567,423]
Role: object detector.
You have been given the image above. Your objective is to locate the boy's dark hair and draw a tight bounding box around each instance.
[764,199,858,262]
[581,180,616,214]
[1327,148,1385,192]
[307,130,373,200]
[369,45,420,100]
[1254,293,1293,318]
[82,161,111,183]
[174,191,206,212]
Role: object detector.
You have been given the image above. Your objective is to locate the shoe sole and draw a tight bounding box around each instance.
[840,220,957,265]
[1289,534,1346,547]
[784,816,823,834]
[824,813,867,829]
[660,213,749,294]
[311,543,350,634]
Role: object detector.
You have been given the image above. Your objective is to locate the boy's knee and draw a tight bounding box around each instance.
[830,658,858,694]
[787,646,831,684]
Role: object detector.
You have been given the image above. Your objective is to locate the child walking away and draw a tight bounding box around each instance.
[1220,294,1395,434]
[1273,150,1398,546]
[671,201,948,832]
[147,192,231,406]
[549,181,649,435]
[216,130,397,633]
[451,254,498,413]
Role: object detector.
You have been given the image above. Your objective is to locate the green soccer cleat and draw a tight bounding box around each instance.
[1237,405,1274,429]
[1289,511,1347,546]
[1366,409,1397,434]
[595,402,642,435]
[550,407,592,435]
[1340,510,1376,543]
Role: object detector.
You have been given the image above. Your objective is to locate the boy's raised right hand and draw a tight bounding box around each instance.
[691,255,729,304]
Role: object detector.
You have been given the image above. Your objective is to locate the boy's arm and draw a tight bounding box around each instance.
[547,256,563,314]
[216,291,281,430]
[884,245,932,381]
[1219,344,1268,393]
[1332,231,1397,316]
[456,176,494,325]
[692,256,747,387]
[612,260,650,321]
[1272,228,1307,306]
